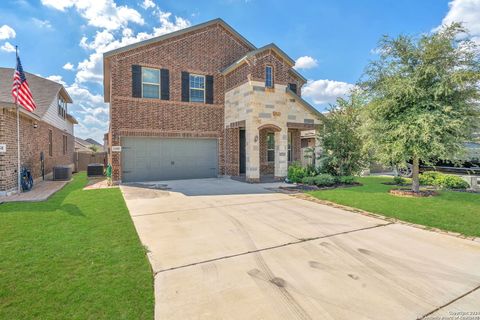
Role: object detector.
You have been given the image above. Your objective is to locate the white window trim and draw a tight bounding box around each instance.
[189,73,206,103]
[141,67,161,99]
[265,65,273,88]
[58,96,66,119]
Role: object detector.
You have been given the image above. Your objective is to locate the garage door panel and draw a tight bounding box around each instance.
[121,137,218,182]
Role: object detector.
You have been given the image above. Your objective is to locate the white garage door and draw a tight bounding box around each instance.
[121,137,218,182]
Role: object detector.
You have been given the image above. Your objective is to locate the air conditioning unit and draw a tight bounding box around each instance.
[87,163,104,177]
[53,166,72,181]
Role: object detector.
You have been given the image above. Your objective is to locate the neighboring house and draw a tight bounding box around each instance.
[103,18,323,183]
[75,137,103,152]
[0,68,76,195]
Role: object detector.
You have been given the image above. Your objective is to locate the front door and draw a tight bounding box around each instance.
[239,129,246,174]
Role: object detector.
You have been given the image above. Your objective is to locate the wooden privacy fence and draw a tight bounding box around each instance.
[74,152,107,172]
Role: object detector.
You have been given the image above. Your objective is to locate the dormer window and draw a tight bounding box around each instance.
[58,96,67,119]
[265,66,273,88]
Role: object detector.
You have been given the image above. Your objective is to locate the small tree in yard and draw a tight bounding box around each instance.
[361,23,480,193]
[317,92,368,176]
[89,145,99,153]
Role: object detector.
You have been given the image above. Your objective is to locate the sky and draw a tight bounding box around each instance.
[0,0,479,142]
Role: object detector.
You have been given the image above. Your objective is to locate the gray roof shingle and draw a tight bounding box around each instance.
[0,67,72,118]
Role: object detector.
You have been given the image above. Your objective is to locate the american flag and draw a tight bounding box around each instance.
[12,53,36,112]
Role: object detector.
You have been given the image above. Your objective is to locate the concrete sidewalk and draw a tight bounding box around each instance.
[0,180,68,203]
[121,178,480,320]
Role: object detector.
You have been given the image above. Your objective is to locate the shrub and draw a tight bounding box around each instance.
[393,176,406,185]
[288,162,306,183]
[419,171,442,186]
[419,171,469,189]
[313,174,337,187]
[338,176,356,185]
[301,176,316,185]
[436,174,469,189]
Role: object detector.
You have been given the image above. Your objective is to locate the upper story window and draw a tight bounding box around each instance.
[265,66,273,88]
[190,74,205,103]
[142,67,160,99]
[58,96,66,119]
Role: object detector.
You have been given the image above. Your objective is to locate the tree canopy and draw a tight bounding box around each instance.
[361,23,480,191]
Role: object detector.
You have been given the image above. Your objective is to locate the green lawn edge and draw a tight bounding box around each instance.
[0,173,154,320]
[308,176,480,238]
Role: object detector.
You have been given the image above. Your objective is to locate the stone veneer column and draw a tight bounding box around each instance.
[274,130,288,179]
[245,124,260,182]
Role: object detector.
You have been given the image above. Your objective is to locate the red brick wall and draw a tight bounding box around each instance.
[108,23,252,181]
[225,127,240,176]
[0,107,74,192]
[250,50,292,86]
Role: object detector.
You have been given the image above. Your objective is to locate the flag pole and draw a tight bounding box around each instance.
[15,46,21,194]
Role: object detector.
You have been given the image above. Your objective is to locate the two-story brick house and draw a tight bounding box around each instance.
[103,18,322,183]
[0,68,76,195]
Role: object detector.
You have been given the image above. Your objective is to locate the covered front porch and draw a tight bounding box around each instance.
[225,121,311,183]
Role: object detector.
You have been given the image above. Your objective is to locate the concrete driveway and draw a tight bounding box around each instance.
[121,178,480,320]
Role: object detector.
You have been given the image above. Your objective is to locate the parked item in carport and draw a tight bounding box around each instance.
[87,163,104,177]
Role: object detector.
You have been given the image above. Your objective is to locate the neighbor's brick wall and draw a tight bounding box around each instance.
[0,107,74,192]
[107,23,252,181]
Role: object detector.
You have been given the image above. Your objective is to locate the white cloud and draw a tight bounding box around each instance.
[63,62,74,70]
[0,25,16,40]
[75,10,190,84]
[141,0,155,9]
[294,56,318,70]
[302,79,355,105]
[438,0,480,44]
[0,41,16,53]
[46,75,67,85]
[41,0,144,30]
[32,18,53,29]
[40,0,191,140]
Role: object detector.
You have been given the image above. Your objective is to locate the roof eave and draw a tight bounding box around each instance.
[103,18,256,59]
[285,87,324,119]
[289,68,307,83]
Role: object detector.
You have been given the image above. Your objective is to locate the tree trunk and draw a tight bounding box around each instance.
[412,156,420,193]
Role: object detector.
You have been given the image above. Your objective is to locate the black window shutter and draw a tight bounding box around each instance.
[132,65,142,98]
[160,69,169,100]
[181,72,190,102]
[205,75,214,104]
[288,83,297,95]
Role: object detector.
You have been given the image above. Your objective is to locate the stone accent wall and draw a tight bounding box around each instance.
[107,23,252,181]
[0,107,74,193]
[224,81,321,181]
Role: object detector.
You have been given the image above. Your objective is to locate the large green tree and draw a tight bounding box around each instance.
[317,92,368,176]
[361,23,480,192]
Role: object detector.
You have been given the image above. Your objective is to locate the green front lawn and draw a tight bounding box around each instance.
[0,173,153,319]
[308,176,480,237]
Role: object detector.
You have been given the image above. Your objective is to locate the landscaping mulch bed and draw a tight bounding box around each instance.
[279,182,362,193]
[389,188,439,197]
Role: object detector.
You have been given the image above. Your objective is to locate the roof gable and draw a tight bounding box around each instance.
[103,18,256,102]
[0,67,72,118]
